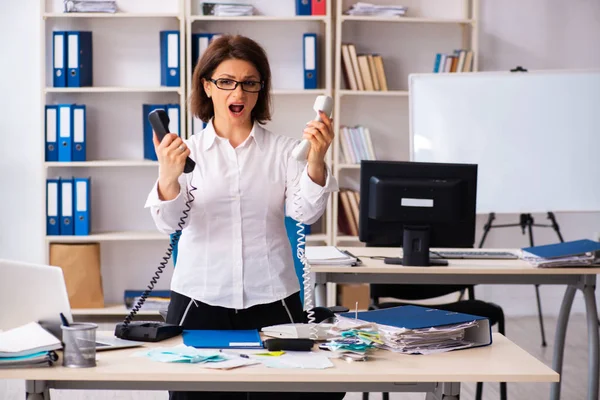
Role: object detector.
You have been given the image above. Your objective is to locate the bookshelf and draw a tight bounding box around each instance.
[332,0,480,245]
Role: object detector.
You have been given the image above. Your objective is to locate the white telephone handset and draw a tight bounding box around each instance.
[291,95,334,161]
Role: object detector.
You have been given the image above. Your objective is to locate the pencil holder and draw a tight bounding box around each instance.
[61,322,98,368]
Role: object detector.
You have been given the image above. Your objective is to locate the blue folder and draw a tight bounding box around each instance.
[160,31,180,87]
[340,305,492,348]
[523,239,600,259]
[67,31,93,87]
[52,31,67,87]
[73,177,90,236]
[303,33,317,89]
[182,330,263,349]
[45,105,58,162]
[295,0,311,15]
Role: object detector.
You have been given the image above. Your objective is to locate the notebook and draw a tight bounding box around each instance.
[182,330,263,349]
[0,322,62,358]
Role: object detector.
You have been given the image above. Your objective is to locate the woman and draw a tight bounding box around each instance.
[145,35,342,400]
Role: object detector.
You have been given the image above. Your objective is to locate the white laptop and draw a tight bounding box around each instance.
[0,259,142,351]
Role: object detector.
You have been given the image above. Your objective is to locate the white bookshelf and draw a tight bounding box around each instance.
[332,0,480,245]
[185,0,334,245]
[41,0,186,314]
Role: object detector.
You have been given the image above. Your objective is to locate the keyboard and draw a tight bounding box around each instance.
[430,250,518,260]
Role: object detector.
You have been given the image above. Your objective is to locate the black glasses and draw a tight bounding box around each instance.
[209,78,264,93]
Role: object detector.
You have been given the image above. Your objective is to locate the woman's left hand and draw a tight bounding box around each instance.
[303,111,334,167]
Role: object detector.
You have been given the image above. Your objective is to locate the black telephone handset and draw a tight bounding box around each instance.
[114,110,198,342]
[148,109,196,174]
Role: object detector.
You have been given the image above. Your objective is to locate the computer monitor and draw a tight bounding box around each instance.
[358,160,477,266]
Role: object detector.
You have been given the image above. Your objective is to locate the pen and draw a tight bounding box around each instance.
[219,349,250,359]
[60,312,70,327]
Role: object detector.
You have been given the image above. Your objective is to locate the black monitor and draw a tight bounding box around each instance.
[359,160,477,266]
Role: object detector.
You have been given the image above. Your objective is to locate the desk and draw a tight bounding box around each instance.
[312,247,599,400]
[0,333,557,400]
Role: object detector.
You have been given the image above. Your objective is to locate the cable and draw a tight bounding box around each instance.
[292,173,318,341]
[120,178,197,332]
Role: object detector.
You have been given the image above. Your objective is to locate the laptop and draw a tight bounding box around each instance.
[0,259,143,351]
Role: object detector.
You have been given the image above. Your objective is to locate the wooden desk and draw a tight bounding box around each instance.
[311,247,599,400]
[0,333,557,400]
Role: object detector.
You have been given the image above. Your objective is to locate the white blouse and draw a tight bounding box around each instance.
[145,120,338,310]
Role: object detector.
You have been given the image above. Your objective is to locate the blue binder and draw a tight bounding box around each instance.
[52,32,67,87]
[67,31,93,87]
[143,104,167,161]
[160,31,180,87]
[433,53,442,73]
[72,104,86,162]
[167,104,180,136]
[45,105,58,162]
[74,177,90,236]
[46,178,61,235]
[60,178,74,235]
[182,330,263,349]
[303,33,317,89]
[341,305,493,349]
[58,104,73,162]
[523,239,600,259]
[295,0,311,15]
[191,33,214,71]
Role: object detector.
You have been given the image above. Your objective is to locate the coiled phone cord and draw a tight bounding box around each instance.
[293,176,318,341]
[120,180,197,331]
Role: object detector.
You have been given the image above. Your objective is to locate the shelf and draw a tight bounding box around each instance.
[43,12,181,19]
[45,160,158,168]
[336,163,361,170]
[71,304,161,317]
[336,235,361,243]
[44,87,181,94]
[272,89,328,95]
[339,90,409,97]
[340,16,475,24]
[190,15,328,22]
[46,231,169,243]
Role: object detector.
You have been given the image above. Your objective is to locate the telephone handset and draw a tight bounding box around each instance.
[149,109,196,174]
[291,95,334,161]
[115,109,197,342]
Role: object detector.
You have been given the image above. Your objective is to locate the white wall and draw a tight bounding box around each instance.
[1,0,599,316]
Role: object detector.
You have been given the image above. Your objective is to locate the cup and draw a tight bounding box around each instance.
[61,322,98,368]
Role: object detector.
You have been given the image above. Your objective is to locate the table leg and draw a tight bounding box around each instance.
[315,283,327,307]
[25,380,49,400]
[581,278,599,400]
[425,382,460,400]
[549,285,576,400]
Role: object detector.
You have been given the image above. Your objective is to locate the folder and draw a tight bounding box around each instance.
[74,177,90,236]
[303,33,317,89]
[46,178,61,235]
[143,104,168,161]
[72,104,86,162]
[295,0,311,15]
[182,330,263,349]
[523,239,600,259]
[167,104,180,136]
[58,104,72,162]
[192,33,218,71]
[52,32,67,87]
[311,0,326,15]
[67,31,93,87]
[45,105,58,162]
[160,31,180,87]
[60,178,74,235]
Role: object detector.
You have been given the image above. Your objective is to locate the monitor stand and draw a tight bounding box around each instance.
[383,225,448,267]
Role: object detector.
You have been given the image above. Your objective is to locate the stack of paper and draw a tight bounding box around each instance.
[346,2,407,17]
[0,322,62,368]
[336,305,491,355]
[305,246,358,265]
[201,2,254,16]
[521,239,600,268]
[64,0,117,13]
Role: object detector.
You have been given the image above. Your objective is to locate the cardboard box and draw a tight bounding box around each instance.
[49,243,104,308]
[338,283,371,311]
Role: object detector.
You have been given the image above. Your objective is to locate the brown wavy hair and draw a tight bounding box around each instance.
[190,34,272,124]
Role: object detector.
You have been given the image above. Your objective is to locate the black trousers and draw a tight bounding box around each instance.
[166,290,345,400]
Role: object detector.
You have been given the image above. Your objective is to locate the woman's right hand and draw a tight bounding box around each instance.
[153,132,190,199]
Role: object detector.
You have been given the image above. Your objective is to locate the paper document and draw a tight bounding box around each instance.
[305,246,358,265]
[0,322,62,358]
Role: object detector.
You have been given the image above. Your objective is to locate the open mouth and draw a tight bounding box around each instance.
[229,104,244,114]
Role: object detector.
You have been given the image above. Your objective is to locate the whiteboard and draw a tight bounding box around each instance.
[409,70,600,214]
